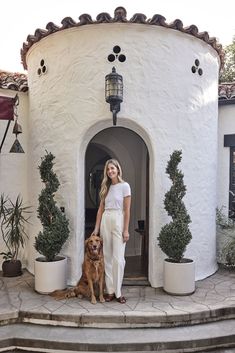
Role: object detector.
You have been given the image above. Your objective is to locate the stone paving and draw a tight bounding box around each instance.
[0,268,235,328]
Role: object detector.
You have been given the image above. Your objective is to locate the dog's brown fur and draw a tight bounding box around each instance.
[51,234,105,304]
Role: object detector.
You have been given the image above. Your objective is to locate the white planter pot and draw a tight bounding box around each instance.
[34,256,67,294]
[163,258,195,295]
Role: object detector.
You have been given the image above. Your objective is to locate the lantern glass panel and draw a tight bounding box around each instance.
[105,79,123,101]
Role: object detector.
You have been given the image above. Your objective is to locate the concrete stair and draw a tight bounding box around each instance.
[1,270,235,352]
[0,320,235,352]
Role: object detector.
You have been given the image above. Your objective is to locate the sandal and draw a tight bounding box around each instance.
[105,293,115,302]
[116,296,126,304]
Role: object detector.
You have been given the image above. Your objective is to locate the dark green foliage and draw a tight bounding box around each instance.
[219,37,235,83]
[34,151,70,262]
[158,150,192,262]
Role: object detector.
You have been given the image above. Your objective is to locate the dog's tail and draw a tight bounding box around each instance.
[50,288,76,300]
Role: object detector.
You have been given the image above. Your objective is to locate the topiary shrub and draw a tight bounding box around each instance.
[157,150,192,262]
[34,151,70,262]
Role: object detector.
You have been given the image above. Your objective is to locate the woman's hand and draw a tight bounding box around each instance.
[123,196,131,243]
[92,201,104,237]
[122,230,129,243]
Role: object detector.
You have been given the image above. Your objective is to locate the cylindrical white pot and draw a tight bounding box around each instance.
[34,256,67,294]
[163,259,195,295]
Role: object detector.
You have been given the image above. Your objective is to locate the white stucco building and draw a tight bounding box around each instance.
[0,7,234,288]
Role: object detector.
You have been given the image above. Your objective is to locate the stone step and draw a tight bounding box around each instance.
[16,305,235,329]
[0,320,235,353]
[4,348,235,353]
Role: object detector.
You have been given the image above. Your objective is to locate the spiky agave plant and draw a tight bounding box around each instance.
[0,194,31,261]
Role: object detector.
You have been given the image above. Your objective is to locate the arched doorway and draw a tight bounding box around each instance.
[85,127,149,281]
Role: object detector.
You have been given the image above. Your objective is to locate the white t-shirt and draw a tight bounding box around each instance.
[105,182,131,210]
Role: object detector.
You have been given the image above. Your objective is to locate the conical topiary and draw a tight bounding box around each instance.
[158,150,192,262]
[34,151,70,262]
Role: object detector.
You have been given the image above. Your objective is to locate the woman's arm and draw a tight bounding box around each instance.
[92,200,105,236]
[123,195,131,243]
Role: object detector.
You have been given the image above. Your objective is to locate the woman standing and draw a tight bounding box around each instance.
[92,159,131,304]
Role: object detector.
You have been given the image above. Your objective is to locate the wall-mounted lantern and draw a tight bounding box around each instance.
[0,94,24,153]
[105,67,123,126]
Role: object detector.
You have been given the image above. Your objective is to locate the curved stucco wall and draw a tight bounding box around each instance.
[25,23,220,287]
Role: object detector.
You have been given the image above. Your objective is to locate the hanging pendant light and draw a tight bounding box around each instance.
[9,120,24,153]
[9,96,24,153]
[9,138,24,153]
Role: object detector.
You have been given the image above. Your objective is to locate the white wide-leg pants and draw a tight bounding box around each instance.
[100,209,126,298]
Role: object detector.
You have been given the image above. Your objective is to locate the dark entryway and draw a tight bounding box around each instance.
[85,127,149,282]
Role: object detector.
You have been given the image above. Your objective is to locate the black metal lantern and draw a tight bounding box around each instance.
[105,67,123,126]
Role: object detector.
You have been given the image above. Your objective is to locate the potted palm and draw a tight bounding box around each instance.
[157,150,195,295]
[0,194,31,277]
[34,151,70,294]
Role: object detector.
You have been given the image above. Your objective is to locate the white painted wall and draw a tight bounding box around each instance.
[0,89,29,267]
[217,104,235,212]
[24,23,220,287]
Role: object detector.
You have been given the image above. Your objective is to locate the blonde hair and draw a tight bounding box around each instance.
[99,159,124,201]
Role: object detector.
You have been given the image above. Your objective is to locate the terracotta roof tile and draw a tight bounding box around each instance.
[20,6,224,70]
[129,13,147,24]
[219,83,235,103]
[0,71,28,92]
[96,12,113,23]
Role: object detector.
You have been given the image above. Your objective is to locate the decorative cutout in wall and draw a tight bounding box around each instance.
[37,59,47,76]
[191,59,203,76]
[107,46,126,63]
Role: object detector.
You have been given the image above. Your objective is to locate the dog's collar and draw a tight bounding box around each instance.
[86,253,101,261]
[89,257,101,263]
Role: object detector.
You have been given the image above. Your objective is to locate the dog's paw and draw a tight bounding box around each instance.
[65,289,76,299]
[91,296,97,304]
[99,296,105,303]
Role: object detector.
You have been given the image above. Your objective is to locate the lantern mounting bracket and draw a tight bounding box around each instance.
[110,102,120,126]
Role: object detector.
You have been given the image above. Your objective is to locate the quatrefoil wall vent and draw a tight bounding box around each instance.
[191,59,203,76]
[107,46,126,63]
[37,59,47,76]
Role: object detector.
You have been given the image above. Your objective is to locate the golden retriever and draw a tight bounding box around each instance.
[51,234,105,304]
